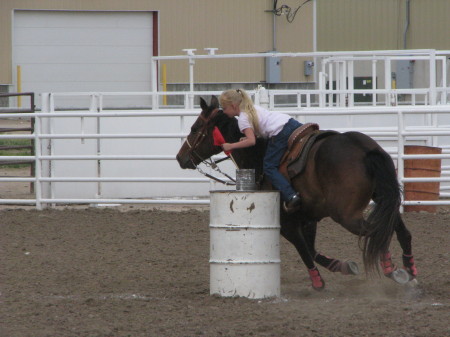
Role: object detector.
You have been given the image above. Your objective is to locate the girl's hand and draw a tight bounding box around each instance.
[222,143,233,152]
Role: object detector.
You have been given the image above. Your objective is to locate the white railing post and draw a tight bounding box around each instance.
[372,59,377,106]
[397,109,405,213]
[441,56,447,104]
[182,49,197,109]
[429,50,437,105]
[257,86,269,109]
[184,93,191,109]
[34,114,43,210]
[318,71,326,107]
[348,60,354,107]
[328,62,333,107]
[35,95,49,210]
[339,61,347,107]
[150,57,159,110]
[89,94,102,198]
[384,57,392,106]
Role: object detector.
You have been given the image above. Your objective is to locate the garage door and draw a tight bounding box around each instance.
[13,10,155,108]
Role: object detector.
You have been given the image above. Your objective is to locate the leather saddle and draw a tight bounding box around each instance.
[279,123,338,180]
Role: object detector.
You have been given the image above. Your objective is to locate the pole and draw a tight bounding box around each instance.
[162,64,167,105]
[17,65,22,107]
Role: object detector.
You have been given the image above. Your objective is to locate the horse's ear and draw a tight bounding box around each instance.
[199,97,208,111]
[210,95,219,109]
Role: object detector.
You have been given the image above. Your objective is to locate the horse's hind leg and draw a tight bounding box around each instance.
[394,213,417,278]
[280,222,325,290]
[337,215,405,280]
[379,213,416,283]
[303,221,359,275]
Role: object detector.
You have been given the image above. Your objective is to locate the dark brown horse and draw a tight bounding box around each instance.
[176,96,417,290]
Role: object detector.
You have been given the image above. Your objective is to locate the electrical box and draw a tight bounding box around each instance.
[304,60,314,76]
[265,56,281,83]
[396,60,414,89]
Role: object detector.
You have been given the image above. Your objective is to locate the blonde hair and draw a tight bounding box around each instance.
[219,88,260,136]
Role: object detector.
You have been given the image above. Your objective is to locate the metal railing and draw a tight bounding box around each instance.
[151,49,450,109]
[0,92,35,192]
[0,91,449,210]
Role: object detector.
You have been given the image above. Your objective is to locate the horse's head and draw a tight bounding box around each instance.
[176,96,267,184]
[176,96,225,169]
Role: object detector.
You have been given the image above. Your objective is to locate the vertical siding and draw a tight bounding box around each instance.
[317,0,400,51]
[159,0,273,83]
[0,4,13,84]
[410,0,450,50]
[316,0,450,52]
[1,0,317,85]
[274,0,315,83]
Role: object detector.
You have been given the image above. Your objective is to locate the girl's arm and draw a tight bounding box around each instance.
[222,128,256,152]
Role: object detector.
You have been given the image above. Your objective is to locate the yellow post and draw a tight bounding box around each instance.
[17,65,22,107]
[162,63,167,105]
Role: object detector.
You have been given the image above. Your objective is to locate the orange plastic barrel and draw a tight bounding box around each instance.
[404,145,442,212]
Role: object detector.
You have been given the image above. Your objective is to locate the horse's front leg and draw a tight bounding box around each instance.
[280,220,325,290]
[302,221,359,276]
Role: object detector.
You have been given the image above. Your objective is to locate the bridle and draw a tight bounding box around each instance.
[185,108,237,185]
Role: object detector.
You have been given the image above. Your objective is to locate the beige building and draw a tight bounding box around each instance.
[317,0,450,51]
[0,0,449,99]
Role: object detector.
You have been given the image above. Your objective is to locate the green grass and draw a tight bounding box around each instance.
[0,138,33,168]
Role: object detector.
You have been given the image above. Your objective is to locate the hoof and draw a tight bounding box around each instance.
[308,267,325,291]
[407,278,419,287]
[341,261,359,275]
[389,268,411,284]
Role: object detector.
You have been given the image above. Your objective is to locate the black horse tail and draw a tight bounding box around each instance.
[362,149,402,273]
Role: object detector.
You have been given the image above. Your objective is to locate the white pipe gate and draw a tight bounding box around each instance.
[151,49,450,109]
[0,50,449,209]
[1,94,450,210]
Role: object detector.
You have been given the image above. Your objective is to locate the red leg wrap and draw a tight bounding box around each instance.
[402,254,418,278]
[308,267,325,290]
[380,252,397,276]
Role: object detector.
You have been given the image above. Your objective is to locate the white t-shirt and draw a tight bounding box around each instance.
[237,105,291,139]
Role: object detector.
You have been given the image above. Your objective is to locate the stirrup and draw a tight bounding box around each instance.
[283,194,301,213]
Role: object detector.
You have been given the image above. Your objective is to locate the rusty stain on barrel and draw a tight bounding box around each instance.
[404,145,442,213]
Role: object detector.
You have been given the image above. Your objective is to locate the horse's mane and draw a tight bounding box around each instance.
[214,110,242,143]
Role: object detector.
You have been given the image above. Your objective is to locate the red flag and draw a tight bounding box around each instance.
[212,126,231,155]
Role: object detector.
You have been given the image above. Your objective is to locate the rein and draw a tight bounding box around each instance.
[185,108,237,186]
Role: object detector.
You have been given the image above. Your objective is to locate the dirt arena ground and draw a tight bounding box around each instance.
[0,192,449,337]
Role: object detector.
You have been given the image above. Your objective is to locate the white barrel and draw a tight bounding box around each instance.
[209,191,280,299]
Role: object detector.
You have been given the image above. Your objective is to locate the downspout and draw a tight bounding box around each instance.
[313,0,317,83]
[403,0,410,49]
[265,1,277,51]
[272,0,277,51]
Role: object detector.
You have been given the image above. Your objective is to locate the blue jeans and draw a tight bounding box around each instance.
[263,118,302,201]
